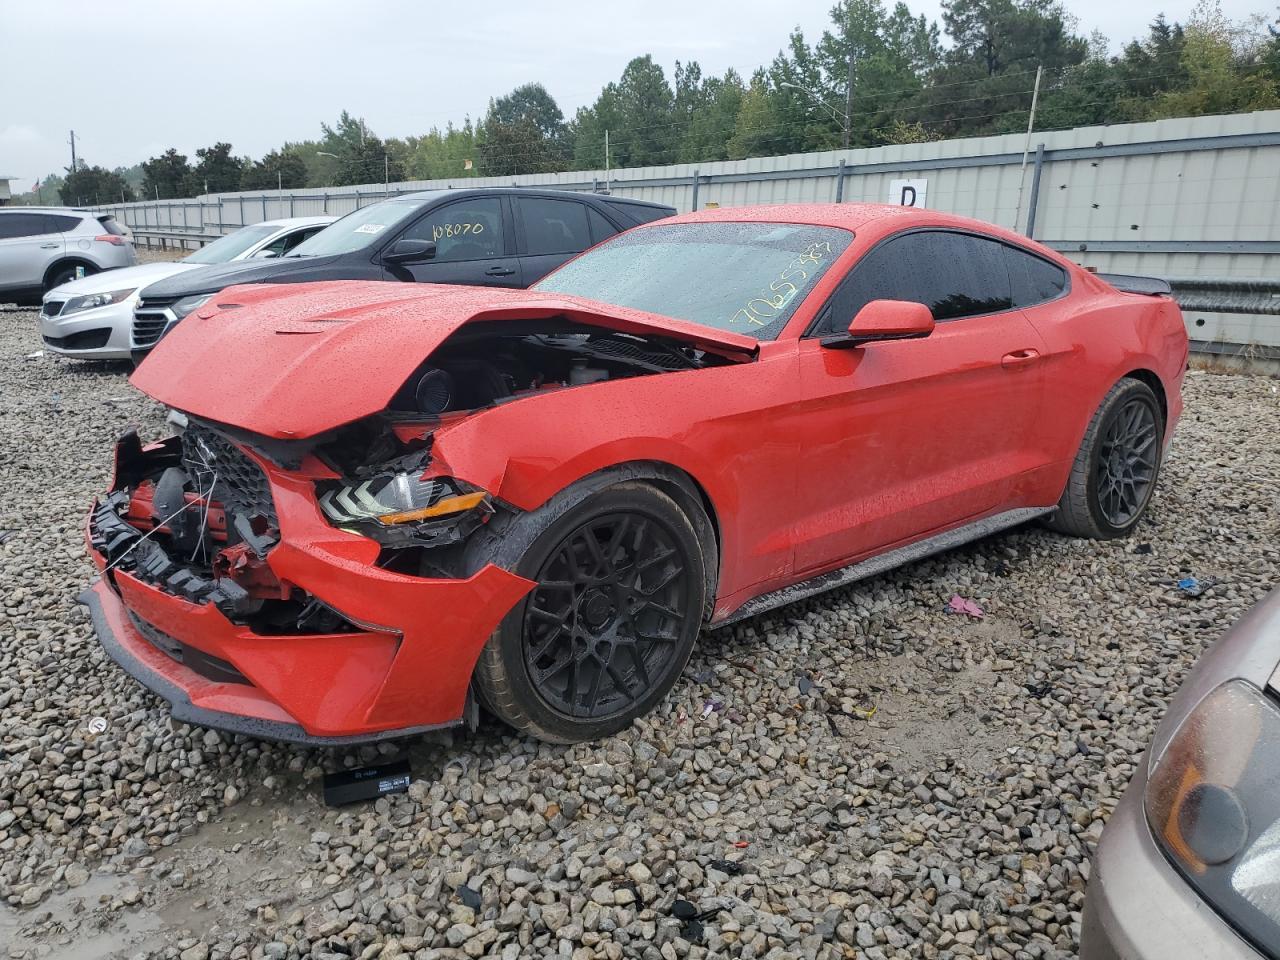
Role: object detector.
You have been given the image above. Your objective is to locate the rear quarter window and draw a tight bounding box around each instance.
[97,216,128,236]
[603,200,674,225]
[1005,245,1068,306]
[48,214,86,233]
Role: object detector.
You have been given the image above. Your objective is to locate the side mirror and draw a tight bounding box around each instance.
[383,239,437,264]
[821,299,935,349]
[251,249,279,259]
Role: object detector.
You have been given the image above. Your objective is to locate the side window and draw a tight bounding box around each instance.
[1005,245,1068,307]
[401,198,505,262]
[260,235,291,258]
[821,231,1013,334]
[0,213,55,239]
[267,227,323,257]
[47,214,84,233]
[520,198,592,256]
[587,208,619,245]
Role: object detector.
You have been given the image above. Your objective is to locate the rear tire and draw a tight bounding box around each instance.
[473,481,707,743]
[1047,378,1163,539]
[45,262,97,292]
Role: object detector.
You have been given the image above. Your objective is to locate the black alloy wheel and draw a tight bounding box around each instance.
[472,481,708,743]
[1047,377,1164,540]
[523,512,692,719]
[1095,395,1159,527]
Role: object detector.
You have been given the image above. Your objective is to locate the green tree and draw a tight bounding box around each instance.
[141,148,194,200]
[318,111,406,187]
[59,163,136,205]
[191,142,245,194]
[403,121,481,180]
[574,56,678,168]
[672,63,745,162]
[240,147,309,191]
[479,83,568,175]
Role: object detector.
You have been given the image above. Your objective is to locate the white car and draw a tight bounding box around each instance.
[38,216,334,360]
[0,208,137,303]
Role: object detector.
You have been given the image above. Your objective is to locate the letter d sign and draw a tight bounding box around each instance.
[888,178,928,208]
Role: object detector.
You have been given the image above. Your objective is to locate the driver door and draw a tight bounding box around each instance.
[382,196,522,287]
[790,229,1048,574]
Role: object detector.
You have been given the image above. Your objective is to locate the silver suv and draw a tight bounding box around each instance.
[0,207,137,305]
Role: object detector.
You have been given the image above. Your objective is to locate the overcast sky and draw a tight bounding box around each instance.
[0,0,1269,186]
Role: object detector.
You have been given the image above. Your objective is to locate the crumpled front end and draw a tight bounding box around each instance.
[83,420,533,744]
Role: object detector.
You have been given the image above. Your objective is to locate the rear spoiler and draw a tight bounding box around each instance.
[1098,273,1172,296]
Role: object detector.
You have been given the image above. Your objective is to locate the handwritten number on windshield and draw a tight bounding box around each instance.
[731,241,834,327]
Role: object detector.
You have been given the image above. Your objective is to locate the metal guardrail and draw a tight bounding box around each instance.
[1167,277,1280,316]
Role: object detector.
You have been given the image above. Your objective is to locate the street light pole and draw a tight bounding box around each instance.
[843,50,854,150]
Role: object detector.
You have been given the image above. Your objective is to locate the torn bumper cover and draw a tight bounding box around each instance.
[83,430,534,745]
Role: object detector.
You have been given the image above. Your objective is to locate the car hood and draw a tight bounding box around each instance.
[138,255,341,300]
[130,280,759,439]
[45,261,198,299]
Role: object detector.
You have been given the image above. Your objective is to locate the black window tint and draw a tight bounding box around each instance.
[605,200,672,225]
[97,215,127,236]
[276,227,322,256]
[822,230,1012,333]
[0,213,56,239]
[47,214,83,232]
[587,207,618,245]
[521,198,592,256]
[1005,245,1067,307]
[402,198,505,262]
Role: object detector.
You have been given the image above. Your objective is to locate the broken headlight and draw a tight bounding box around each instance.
[317,468,490,545]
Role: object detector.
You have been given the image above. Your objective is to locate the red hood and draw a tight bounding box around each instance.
[130,281,759,439]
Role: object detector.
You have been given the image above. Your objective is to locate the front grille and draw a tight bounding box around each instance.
[181,424,278,529]
[132,299,175,348]
[127,611,250,685]
[44,328,111,351]
[42,300,65,318]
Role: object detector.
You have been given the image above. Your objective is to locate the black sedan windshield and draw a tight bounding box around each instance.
[534,221,852,340]
[287,200,418,257]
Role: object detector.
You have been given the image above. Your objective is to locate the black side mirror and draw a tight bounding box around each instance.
[383,239,437,264]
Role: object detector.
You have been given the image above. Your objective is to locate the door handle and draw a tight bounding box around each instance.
[1001,348,1041,368]
[485,266,515,277]
[40,243,60,249]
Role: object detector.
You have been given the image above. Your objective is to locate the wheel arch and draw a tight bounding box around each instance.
[1121,367,1169,430]
[42,257,99,291]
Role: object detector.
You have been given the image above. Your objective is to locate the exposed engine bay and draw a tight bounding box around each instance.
[384,320,733,417]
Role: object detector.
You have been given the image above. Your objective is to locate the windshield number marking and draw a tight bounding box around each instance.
[730,240,835,327]
[432,222,484,242]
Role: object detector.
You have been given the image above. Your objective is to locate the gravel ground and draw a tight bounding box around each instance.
[1,304,1277,960]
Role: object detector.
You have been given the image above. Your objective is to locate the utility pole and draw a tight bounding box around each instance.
[1013,65,1044,233]
[69,130,78,175]
[384,153,389,195]
[604,130,611,194]
[843,47,854,150]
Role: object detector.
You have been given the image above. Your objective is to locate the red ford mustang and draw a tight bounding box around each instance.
[83,204,1188,744]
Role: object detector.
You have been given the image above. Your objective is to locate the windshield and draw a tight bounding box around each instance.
[534,221,853,340]
[184,225,278,264]
[286,201,414,257]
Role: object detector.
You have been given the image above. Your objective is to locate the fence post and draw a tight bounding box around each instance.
[834,159,847,203]
[354,189,361,209]
[262,195,268,221]
[691,170,700,212]
[322,192,329,213]
[289,192,295,217]
[1025,142,1045,239]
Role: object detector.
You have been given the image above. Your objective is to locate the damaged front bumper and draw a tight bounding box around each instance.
[83,428,534,745]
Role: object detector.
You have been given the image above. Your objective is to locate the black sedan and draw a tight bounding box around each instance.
[130,187,673,361]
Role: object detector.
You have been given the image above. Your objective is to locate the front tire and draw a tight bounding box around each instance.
[1047,378,1164,539]
[474,481,706,743]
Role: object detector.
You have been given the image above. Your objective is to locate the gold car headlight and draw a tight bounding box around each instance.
[1145,679,1280,953]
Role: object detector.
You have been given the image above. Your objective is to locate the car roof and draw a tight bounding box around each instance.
[0,206,95,216]
[386,187,672,210]
[662,202,1033,242]
[255,216,337,229]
